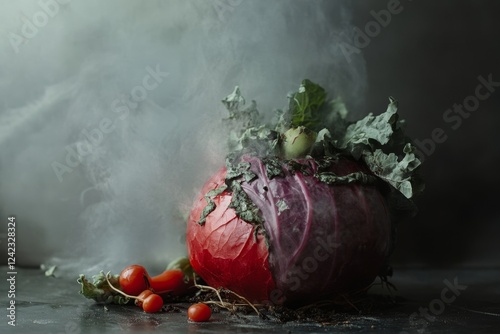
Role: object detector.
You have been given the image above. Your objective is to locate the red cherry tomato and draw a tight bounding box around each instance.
[142,294,163,313]
[187,303,211,322]
[150,269,188,295]
[135,290,154,307]
[119,265,150,296]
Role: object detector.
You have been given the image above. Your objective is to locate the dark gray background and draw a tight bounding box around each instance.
[350,0,500,267]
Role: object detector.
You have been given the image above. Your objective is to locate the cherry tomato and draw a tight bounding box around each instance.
[187,303,211,322]
[142,294,163,313]
[150,269,188,295]
[119,265,150,296]
[135,290,154,307]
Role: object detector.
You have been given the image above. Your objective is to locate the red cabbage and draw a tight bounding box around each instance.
[186,80,421,305]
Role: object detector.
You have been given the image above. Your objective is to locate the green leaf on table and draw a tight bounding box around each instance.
[77,271,130,305]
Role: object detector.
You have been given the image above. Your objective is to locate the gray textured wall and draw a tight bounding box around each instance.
[0,0,498,272]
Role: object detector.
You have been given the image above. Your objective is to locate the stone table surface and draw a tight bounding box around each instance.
[1,266,499,333]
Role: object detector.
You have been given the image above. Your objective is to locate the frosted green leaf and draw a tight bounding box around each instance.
[276,199,289,214]
[198,184,228,225]
[315,171,377,186]
[362,144,421,199]
[222,86,246,114]
[340,97,398,159]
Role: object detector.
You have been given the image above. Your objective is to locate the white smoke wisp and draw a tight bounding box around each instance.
[0,0,366,275]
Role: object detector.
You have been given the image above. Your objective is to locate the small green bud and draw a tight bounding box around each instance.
[282,126,317,159]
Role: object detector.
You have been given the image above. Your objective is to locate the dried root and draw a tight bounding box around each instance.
[194,281,267,319]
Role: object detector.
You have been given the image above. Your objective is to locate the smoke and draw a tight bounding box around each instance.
[0,0,366,275]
